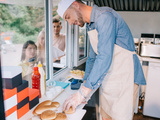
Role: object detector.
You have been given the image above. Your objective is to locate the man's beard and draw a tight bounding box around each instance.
[77,11,85,27]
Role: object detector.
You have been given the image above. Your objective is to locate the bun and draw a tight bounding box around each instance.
[51,101,60,108]
[35,104,57,114]
[64,107,75,114]
[33,100,52,115]
[40,110,56,120]
[55,113,67,120]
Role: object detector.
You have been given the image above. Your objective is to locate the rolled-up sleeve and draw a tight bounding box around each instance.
[84,13,117,90]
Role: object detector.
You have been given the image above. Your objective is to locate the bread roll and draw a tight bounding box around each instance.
[40,110,56,120]
[51,101,60,108]
[54,113,67,120]
[35,104,57,114]
[64,107,75,114]
[33,100,52,115]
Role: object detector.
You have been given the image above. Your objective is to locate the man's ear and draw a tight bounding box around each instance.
[60,25,62,29]
[72,1,80,9]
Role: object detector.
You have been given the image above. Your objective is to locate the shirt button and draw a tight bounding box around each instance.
[98,83,100,85]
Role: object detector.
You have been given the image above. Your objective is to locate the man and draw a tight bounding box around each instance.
[57,0,146,120]
[53,18,65,52]
[52,18,65,61]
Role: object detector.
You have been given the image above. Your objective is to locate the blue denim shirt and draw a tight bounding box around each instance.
[83,5,146,90]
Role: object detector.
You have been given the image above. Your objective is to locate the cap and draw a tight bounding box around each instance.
[57,0,75,18]
[37,61,43,67]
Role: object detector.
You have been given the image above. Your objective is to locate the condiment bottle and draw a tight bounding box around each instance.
[37,61,46,97]
[32,66,41,98]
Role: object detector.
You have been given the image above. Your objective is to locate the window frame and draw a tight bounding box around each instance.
[0,59,5,120]
[45,0,53,81]
[46,0,91,81]
[51,23,73,82]
[73,25,89,67]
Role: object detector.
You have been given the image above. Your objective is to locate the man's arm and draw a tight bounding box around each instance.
[84,12,117,90]
[83,42,96,81]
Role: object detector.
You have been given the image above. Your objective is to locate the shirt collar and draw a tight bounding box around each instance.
[89,5,98,24]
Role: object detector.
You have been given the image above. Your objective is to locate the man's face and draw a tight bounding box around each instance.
[53,22,62,35]
[63,8,85,27]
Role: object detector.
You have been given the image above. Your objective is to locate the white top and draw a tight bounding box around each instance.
[53,34,65,52]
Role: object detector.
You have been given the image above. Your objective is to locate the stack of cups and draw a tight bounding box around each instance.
[46,86,62,99]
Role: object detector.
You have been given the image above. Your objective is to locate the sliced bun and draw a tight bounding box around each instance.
[51,101,60,108]
[55,113,67,120]
[35,104,57,114]
[41,110,56,120]
[64,107,75,114]
[33,100,52,115]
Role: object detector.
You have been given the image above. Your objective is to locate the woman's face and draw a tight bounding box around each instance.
[25,44,37,60]
[40,35,45,46]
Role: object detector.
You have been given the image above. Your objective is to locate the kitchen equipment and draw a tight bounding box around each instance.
[139,33,160,58]
[140,33,154,44]
[134,38,140,54]
[140,44,160,57]
[154,34,160,44]
[143,62,160,118]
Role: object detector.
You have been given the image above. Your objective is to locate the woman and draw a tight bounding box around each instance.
[19,40,37,88]
[36,28,45,65]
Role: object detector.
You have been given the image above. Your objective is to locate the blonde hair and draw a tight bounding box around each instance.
[36,28,45,63]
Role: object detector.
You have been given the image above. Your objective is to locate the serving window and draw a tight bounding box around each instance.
[0,0,46,87]
[0,0,89,119]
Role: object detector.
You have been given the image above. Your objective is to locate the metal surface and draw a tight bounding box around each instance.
[140,44,160,58]
[45,0,53,80]
[93,0,160,11]
[143,62,160,119]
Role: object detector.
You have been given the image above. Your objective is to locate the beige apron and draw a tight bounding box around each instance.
[88,29,137,120]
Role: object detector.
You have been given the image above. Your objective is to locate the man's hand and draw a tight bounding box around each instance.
[63,85,91,112]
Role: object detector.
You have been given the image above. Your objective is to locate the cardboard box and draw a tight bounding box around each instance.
[29,96,39,109]
[2,66,22,89]
[29,88,39,101]
[17,97,29,109]
[5,105,17,118]
[17,80,28,92]
[17,80,29,103]
[3,88,17,120]
[29,88,39,109]
[17,103,29,119]
[6,111,17,120]
[17,87,29,103]
[3,88,17,111]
